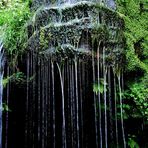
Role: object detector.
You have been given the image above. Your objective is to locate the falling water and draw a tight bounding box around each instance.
[92,44,98,148]
[51,61,56,148]
[117,72,126,148]
[74,57,80,148]
[0,39,4,148]
[57,63,67,148]
[103,47,108,148]
[97,42,102,148]
[2,0,126,148]
[108,67,113,141]
[113,71,119,148]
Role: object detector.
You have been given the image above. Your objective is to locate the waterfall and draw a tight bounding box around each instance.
[118,72,126,148]
[2,0,126,147]
[113,70,119,147]
[57,62,67,148]
[0,39,4,148]
[92,43,98,148]
[103,47,108,148]
[97,42,102,148]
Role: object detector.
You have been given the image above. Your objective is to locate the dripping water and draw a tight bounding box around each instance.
[37,55,41,147]
[57,63,67,148]
[108,67,113,141]
[0,39,4,148]
[3,0,124,147]
[97,41,102,148]
[117,72,126,148]
[5,65,9,148]
[51,60,56,148]
[74,56,80,148]
[69,60,74,147]
[103,46,108,148]
[113,68,119,148]
[92,43,98,148]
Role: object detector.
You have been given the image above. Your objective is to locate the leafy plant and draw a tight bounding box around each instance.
[128,135,139,148]
[116,0,148,73]
[123,76,148,120]
[0,0,32,63]
[2,103,11,112]
[93,78,108,94]
[3,72,26,87]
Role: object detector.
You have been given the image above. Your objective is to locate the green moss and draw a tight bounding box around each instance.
[117,0,148,73]
[117,0,148,125]
[39,28,50,51]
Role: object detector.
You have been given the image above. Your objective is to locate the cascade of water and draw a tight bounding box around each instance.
[117,72,126,148]
[57,63,67,148]
[81,61,85,147]
[2,0,124,147]
[113,68,119,148]
[103,46,108,148]
[97,41,102,148]
[74,56,80,148]
[5,66,9,148]
[0,39,4,148]
[108,67,113,141]
[69,61,74,147]
[72,61,77,147]
[37,55,41,147]
[66,60,71,147]
[92,44,98,148]
[51,60,56,148]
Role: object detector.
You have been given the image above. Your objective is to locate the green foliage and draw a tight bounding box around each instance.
[123,75,148,120]
[3,72,26,87]
[93,78,107,94]
[0,0,31,57]
[128,135,139,148]
[93,83,104,94]
[117,0,148,72]
[117,0,148,123]
[39,28,50,51]
[2,103,11,112]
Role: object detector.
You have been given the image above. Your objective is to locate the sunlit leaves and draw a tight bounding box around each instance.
[2,103,11,112]
[93,78,107,94]
[0,0,31,56]
[3,72,26,88]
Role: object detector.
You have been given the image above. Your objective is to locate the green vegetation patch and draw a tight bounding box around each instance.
[0,0,32,58]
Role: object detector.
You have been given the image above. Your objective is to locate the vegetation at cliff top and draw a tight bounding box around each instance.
[0,0,31,58]
[117,0,148,122]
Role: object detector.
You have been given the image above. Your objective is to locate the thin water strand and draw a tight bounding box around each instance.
[51,61,56,148]
[92,48,98,148]
[0,39,4,148]
[57,63,67,148]
[108,67,113,140]
[113,71,119,148]
[118,73,126,148]
[103,46,108,148]
[74,57,80,148]
[97,42,102,148]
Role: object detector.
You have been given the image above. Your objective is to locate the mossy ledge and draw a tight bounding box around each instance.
[27,1,124,66]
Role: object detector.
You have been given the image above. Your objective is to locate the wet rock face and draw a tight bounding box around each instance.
[28,1,124,65]
[2,1,126,148]
[107,0,116,10]
[32,0,116,10]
